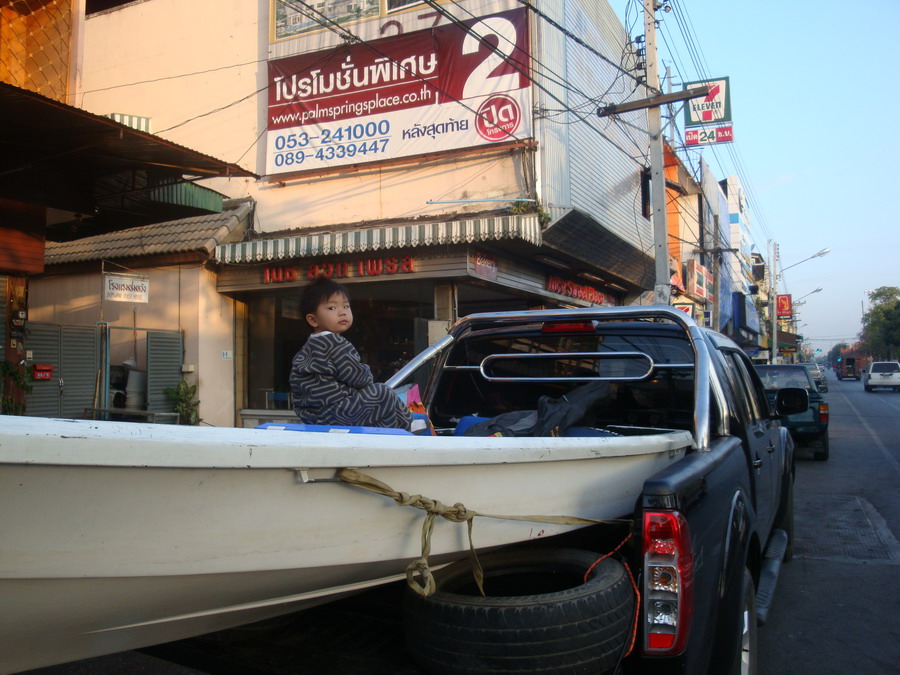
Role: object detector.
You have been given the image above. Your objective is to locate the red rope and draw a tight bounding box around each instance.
[584,532,640,658]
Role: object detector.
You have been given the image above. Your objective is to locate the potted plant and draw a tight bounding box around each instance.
[164,379,202,425]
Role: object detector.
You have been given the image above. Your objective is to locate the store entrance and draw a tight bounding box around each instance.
[245,281,436,411]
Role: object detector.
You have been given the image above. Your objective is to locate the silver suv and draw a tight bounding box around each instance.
[800,362,828,392]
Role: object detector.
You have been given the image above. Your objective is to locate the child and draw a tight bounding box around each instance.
[289,275,412,430]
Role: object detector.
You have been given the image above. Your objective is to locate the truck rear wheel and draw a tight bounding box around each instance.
[732,568,758,675]
[403,548,634,674]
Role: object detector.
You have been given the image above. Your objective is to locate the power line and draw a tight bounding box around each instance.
[419,0,648,164]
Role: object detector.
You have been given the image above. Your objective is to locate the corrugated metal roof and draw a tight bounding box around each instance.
[45,201,253,265]
[215,214,542,263]
[0,81,257,214]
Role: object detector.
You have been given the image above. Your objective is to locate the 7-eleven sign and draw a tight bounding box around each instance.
[684,77,731,127]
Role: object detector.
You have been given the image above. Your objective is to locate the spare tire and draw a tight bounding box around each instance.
[403,548,634,674]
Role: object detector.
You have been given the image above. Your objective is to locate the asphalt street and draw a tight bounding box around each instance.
[757,369,900,673]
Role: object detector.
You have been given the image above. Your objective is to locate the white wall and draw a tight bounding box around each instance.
[28,265,236,427]
[79,0,528,232]
[79,0,645,241]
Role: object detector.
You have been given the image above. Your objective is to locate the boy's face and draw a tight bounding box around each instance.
[307,292,352,334]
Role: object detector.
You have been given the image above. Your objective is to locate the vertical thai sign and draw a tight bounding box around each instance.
[266,7,531,175]
[776,294,793,318]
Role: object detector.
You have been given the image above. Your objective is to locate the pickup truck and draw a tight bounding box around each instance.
[755,364,830,460]
[2,306,804,674]
[863,361,900,391]
[386,305,806,675]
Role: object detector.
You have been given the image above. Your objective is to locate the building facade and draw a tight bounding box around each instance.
[26,0,666,425]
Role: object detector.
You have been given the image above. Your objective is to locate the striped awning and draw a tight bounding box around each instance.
[215,214,541,264]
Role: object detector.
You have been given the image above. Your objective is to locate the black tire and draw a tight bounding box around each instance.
[865,385,873,392]
[403,548,635,674]
[775,473,795,562]
[729,569,758,675]
[813,433,830,461]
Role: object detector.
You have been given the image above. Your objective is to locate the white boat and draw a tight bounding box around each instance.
[0,414,690,672]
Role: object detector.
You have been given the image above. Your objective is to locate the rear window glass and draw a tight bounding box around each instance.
[754,366,813,389]
[872,362,900,373]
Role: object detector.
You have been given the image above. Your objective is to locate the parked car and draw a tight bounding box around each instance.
[863,361,900,392]
[755,364,830,460]
[800,362,828,392]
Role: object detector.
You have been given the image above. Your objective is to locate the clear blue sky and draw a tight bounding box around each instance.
[607,0,900,355]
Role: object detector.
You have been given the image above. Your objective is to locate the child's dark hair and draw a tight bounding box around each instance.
[300,275,349,321]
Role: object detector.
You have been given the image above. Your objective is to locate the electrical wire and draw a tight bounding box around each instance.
[420,0,647,164]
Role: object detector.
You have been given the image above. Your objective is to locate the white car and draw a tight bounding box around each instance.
[863,361,900,392]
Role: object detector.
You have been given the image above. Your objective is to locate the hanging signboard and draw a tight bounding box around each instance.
[265,7,532,175]
[685,125,733,146]
[683,77,731,127]
[104,274,150,303]
[776,294,793,318]
[686,259,714,302]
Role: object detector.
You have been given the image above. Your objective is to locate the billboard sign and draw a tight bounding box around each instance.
[776,293,793,318]
[683,77,731,127]
[266,8,531,175]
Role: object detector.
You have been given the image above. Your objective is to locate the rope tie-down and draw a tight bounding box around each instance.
[337,468,629,597]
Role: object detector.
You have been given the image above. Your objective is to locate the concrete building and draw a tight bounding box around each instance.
[19,0,672,426]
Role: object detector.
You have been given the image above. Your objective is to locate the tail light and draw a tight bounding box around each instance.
[818,402,829,423]
[642,511,694,654]
[541,321,596,333]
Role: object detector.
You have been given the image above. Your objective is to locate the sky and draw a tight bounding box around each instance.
[608,0,900,355]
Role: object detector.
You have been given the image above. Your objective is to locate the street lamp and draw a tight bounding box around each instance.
[769,246,830,364]
[794,287,823,303]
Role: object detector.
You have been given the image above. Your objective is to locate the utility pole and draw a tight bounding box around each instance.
[644,0,669,306]
[596,6,709,307]
[769,241,779,364]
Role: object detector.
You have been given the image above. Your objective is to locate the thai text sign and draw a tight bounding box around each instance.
[685,125,733,146]
[263,256,416,283]
[683,77,731,127]
[546,276,615,307]
[470,250,498,281]
[104,274,149,303]
[266,8,531,175]
[776,294,793,318]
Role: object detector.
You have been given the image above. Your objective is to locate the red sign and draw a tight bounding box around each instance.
[265,8,531,174]
[686,260,714,302]
[263,256,415,283]
[471,250,498,281]
[776,294,793,318]
[546,276,615,306]
[32,364,53,380]
[685,125,734,146]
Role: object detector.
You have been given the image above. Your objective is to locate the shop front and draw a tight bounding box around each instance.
[214,215,625,426]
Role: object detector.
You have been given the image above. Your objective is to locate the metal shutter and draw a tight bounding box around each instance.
[60,326,100,419]
[24,322,62,418]
[147,330,183,412]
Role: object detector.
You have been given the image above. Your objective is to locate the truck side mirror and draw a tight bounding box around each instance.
[774,387,809,416]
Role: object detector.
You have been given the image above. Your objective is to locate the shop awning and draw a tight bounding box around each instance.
[542,208,655,290]
[214,213,541,264]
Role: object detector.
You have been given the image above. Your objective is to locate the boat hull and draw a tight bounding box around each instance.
[0,416,690,672]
